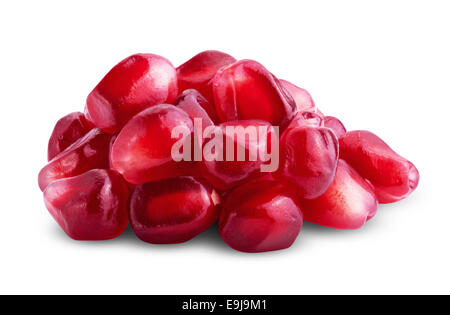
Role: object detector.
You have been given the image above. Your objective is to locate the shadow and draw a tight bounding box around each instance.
[300,220,375,235]
[188,222,230,251]
[48,221,233,253]
[47,189,423,255]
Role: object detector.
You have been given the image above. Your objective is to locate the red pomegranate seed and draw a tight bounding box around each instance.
[110,104,194,184]
[299,160,378,229]
[129,176,219,244]
[219,178,303,253]
[175,89,216,129]
[279,79,315,112]
[38,128,112,191]
[285,111,324,133]
[323,116,347,138]
[44,169,130,240]
[47,112,93,161]
[274,125,339,199]
[177,50,236,104]
[86,54,178,134]
[339,130,419,203]
[201,120,277,191]
[212,60,296,127]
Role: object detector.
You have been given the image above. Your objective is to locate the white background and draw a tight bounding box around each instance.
[0,0,448,295]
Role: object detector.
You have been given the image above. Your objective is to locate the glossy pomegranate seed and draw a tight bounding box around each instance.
[47,112,93,160]
[274,125,339,199]
[84,107,95,125]
[38,128,112,191]
[279,79,315,112]
[110,104,194,184]
[285,111,324,133]
[339,130,419,203]
[175,89,216,129]
[86,54,178,134]
[324,116,346,138]
[212,60,296,127]
[219,178,303,253]
[177,50,236,104]
[201,120,277,191]
[129,176,219,244]
[299,160,378,229]
[44,169,130,240]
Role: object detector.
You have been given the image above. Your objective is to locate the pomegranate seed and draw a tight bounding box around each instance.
[175,89,216,128]
[38,51,421,249]
[129,176,219,244]
[38,128,112,191]
[274,125,339,199]
[43,169,130,240]
[86,54,178,134]
[177,50,236,104]
[110,104,194,184]
[47,112,94,161]
[212,60,296,127]
[285,111,324,133]
[84,107,95,125]
[339,130,420,203]
[219,178,303,253]
[279,79,315,112]
[201,120,276,191]
[324,116,346,138]
[299,160,378,229]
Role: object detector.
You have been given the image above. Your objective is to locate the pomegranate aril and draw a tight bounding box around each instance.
[339,130,419,203]
[110,104,194,185]
[201,120,276,191]
[47,112,93,161]
[299,160,378,230]
[175,89,216,129]
[279,79,315,112]
[130,176,219,244]
[86,54,178,134]
[38,128,112,191]
[84,107,95,125]
[212,59,296,127]
[274,125,339,199]
[44,169,130,240]
[284,111,324,133]
[39,50,420,249]
[177,50,236,104]
[219,178,303,253]
[324,116,346,138]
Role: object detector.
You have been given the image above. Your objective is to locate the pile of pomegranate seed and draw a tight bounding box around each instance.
[38,51,419,253]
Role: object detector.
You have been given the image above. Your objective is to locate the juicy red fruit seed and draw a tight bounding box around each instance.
[279,79,315,113]
[212,59,297,127]
[201,120,277,191]
[44,169,130,240]
[274,125,339,199]
[323,116,347,138]
[86,53,178,134]
[47,112,93,160]
[129,176,219,244]
[284,111,324,133]
[175,89,216,129]
[299,160,378,230]
[38,128,112,191]
[177,50,236,104]
[219,178,303,253]
[339,130,420,203]
[110,104,194,185]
